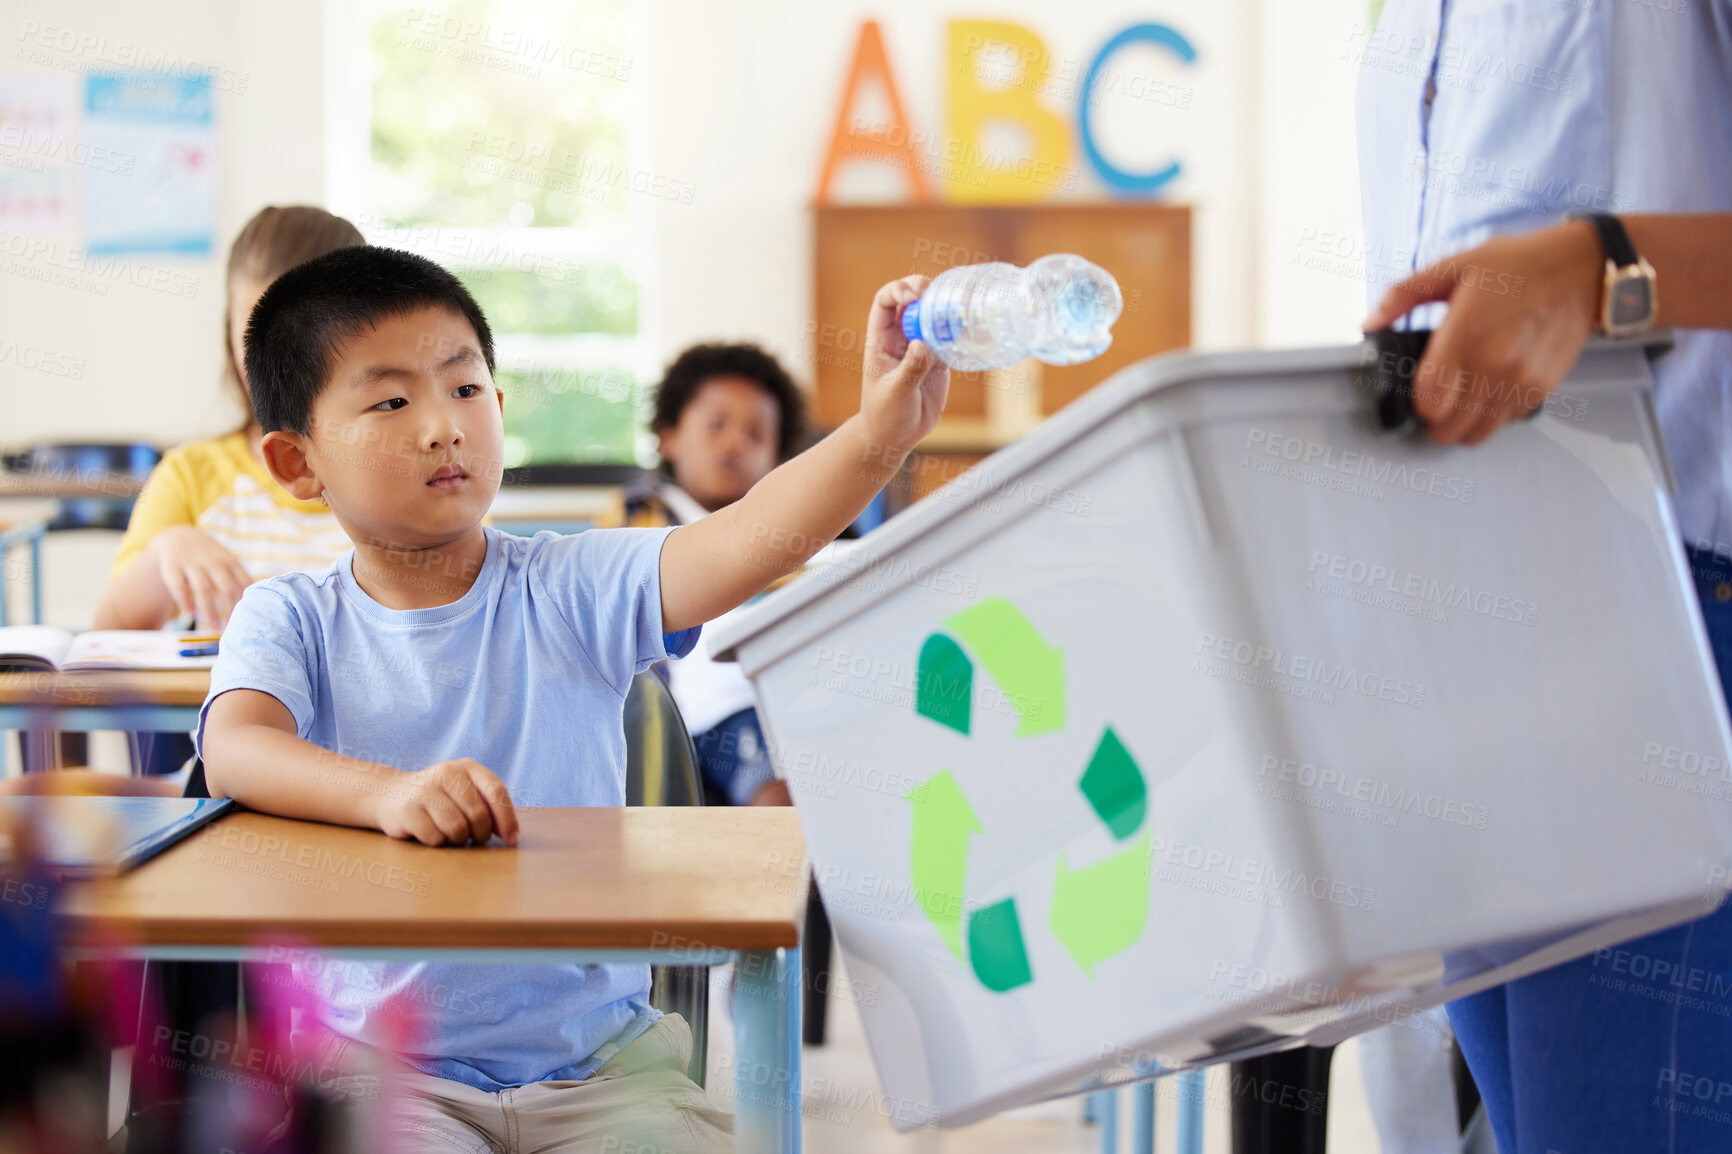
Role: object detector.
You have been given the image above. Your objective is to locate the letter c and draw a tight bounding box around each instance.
[1078,23,1196,195]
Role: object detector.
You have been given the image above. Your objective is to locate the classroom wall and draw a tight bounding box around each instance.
[2,0,328,447]
[641,0,1374,372]
[1254,0,1376,347]
[641,0,1259,373]
[0,0,1372,452]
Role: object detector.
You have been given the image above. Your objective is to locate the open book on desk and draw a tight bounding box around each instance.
[0,628,220,673]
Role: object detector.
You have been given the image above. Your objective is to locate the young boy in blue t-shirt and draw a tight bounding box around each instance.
[195,246,949,1150]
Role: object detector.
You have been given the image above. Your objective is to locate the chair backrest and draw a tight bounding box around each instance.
[182,759,211,799]
[622,669,704,808]
[6,443,161,534]
[5,442,160,479]
[621,668,710,1086]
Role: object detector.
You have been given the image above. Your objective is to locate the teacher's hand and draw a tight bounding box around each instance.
[1364,220,1605,445]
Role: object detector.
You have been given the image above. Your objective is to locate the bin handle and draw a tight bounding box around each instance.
[1360,329,1432,431]
[1361,328,1547,433]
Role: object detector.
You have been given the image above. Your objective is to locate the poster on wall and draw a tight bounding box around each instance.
[0,72,76,233]
[83,70,214,256]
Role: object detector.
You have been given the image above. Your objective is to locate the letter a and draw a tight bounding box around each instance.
[814,20,933,203]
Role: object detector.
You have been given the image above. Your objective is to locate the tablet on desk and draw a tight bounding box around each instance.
[0,796,234,878]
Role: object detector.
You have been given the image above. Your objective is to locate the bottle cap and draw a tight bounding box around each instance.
[900,300,922,344]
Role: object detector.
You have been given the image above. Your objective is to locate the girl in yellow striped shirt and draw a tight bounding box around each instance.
[95,206,363,630]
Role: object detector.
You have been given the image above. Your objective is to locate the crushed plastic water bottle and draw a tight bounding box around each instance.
[899,253,1124,373]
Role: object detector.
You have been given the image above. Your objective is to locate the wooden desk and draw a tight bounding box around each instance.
[0,670,208,732]
[0,469,145,624]
[0,469,143,500]
[0,498,58,532]
[64,806,810,1151]
[0,670,208,774]
[65,807,803,951]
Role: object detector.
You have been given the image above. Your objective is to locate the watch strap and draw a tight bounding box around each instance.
[1570,212,1640,269]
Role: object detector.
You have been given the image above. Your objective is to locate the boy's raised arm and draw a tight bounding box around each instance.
[658,276,949,633]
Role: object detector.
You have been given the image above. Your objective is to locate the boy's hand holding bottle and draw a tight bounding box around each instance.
[860,276,951,463]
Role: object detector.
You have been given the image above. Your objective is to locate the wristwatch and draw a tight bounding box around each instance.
[1569,212,1657,338]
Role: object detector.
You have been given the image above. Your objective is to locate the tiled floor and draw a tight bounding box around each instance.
[703,959,1386,1154]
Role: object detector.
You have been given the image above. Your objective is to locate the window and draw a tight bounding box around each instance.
[337,0,653,466]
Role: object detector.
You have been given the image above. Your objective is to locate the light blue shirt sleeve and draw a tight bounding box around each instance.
[527,527,699,696]
[194,582,317,759]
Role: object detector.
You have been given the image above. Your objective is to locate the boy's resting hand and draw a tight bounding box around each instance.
[200,689,522,847]
[375,758,520,847]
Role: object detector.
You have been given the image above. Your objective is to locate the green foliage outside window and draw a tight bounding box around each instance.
[454,266,637,335]
[370,0,642,463]
[497,367,642,465]
[370,0,633,229]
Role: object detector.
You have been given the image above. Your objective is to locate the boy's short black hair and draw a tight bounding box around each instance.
[651,343,807,462]
[244,246,495,435]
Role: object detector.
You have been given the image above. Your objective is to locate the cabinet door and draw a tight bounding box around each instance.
[813,207,998,433]
[812,204,1191,444]
[1010,205,1191,414]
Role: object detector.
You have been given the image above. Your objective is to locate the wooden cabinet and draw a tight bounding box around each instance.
[811,204,1192,452]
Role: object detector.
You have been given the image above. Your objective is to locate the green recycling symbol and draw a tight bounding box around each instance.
[906,596,1151,993]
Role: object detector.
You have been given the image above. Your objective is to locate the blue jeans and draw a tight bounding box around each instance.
[692,708,775,807]
[1449,546,1732,1153]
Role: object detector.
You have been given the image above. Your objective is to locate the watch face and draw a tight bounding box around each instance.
[1610,276,1653,327]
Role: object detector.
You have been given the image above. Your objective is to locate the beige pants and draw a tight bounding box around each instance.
[331,1015,732,1154]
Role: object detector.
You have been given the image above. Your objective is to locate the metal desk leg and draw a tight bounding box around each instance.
[1132,1080,1155,1153]
[1176,1069,1205,1154]
[0,520,48,627]
[28,530,42,625]
[734,946,802,1153]
[1090,1088,1120,1152]
[20,729,57,774]
[16,702,60,775]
